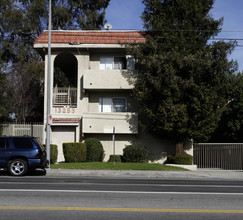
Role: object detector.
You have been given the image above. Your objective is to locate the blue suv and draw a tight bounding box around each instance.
[0,136,48,176]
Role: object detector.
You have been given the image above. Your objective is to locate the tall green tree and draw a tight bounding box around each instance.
[128,0,238,152]
[0,0,110,122]
[210,73,243,142]
[19,0,111,35]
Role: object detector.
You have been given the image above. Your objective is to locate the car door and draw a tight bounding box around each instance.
[0,137,10,167]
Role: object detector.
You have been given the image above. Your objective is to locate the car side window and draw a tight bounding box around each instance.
[0,137,5,149]
[13,138,33,149]
[0,137,9,149]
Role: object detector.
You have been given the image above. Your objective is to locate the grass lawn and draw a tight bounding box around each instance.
[50,162,187,171]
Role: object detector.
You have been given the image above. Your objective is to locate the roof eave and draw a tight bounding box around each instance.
[33,43,126,49]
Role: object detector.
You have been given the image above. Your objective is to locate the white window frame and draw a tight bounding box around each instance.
[100,56,135,70]
[100,57,113,70]
[99,97,127,112]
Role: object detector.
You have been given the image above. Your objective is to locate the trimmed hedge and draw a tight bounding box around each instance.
[167,153,193,165]
[123,144,149,163]
[108,155,123,162]
[85,138,104,162]
[43,144,58,164]
[63,142,86,163]
[50,144,58,164]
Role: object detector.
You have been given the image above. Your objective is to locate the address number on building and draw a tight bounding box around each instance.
[55,107,75,114]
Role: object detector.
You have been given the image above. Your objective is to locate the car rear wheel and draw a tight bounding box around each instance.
[8,159,28,176]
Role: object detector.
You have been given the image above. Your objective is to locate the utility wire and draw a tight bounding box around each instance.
[3,30,243,47]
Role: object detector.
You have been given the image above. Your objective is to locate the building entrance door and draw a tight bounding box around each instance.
[51,126,76,162]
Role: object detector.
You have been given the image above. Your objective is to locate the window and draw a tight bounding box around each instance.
[99,97,127,112]
[0,137,9,149]
[0,138,5,149]
[112,98,126,112]
[13,138,33,149]
[114,57,126,69]
[100,57,113,70]
[100,56,133,70]
[126,55,135,70]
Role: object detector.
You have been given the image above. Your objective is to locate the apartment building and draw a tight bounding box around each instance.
[34,30,192,162]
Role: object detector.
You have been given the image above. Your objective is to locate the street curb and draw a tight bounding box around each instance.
[166,164,197,171]
[46,169,243,180]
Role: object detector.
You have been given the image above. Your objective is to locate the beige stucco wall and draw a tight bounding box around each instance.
[82,133,183,163]
[83,134,137,161]
[83,69,135,90]
[82,112,138,134]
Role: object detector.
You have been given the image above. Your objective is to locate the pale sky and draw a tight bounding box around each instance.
[106,0,243,72]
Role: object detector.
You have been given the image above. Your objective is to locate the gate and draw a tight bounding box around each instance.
[1,123,44,144]
[194,143,243,170]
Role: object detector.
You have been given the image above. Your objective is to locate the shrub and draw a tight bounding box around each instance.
[108,155,123,162]
[174,153,193,165]
[123,144,149,163]
[85,138,104,162]
[63,142,86,163]
[50,144,58,164]
[43,144,58,164]
[167,153,193,165]
[166,155,175,164]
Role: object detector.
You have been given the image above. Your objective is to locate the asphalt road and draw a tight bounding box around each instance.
[0,174,243,219]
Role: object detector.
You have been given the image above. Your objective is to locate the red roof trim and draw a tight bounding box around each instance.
[34,31,146,45]
[52,118,80,124]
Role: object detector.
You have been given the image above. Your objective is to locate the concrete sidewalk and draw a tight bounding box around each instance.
[46,169,243,181]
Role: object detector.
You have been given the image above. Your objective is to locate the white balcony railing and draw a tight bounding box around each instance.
[53,86,77,107]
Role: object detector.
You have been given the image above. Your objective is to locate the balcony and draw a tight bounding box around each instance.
[82,112,138,134]
[83,69,136,90]
[53,86,77,107]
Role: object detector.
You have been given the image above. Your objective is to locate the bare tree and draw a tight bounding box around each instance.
[6,61,44,122]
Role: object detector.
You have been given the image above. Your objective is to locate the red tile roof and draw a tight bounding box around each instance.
[34,31,146,45]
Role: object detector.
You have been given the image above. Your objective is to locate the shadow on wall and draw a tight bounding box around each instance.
[184,139,194,156]
[125,113,178,163]
[130,132,177,164]
[121,69,137,87]
[125,113,138,134]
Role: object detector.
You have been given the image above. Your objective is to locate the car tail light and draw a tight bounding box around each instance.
[36,150,43,158]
